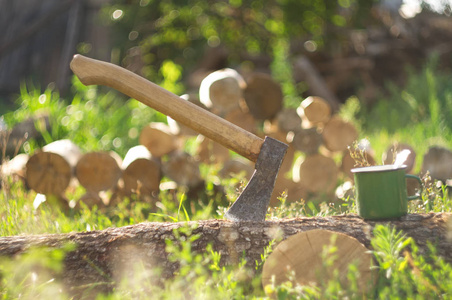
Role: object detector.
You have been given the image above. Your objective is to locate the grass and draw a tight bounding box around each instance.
[1,60,452,298]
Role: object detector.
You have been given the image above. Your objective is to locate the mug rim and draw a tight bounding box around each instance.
[351,164,407,173]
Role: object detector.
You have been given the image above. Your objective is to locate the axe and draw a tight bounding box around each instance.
[70,55,288,222]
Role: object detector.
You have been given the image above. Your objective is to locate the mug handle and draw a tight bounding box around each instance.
[405,174,423,200]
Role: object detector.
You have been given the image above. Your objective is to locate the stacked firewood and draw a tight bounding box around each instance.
[2,68,450,209]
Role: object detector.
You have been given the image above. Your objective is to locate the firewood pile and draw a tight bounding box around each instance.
[1,69,451,209]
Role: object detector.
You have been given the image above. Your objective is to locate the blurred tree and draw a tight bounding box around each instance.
[100,0,378,93]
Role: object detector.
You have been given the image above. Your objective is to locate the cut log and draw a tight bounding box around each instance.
[75,152,122,193]
[291,127,323,155]
[1,153,29,180]
[162,150,203,188]
[293,56,341,112]
[270,176,307,207]
[297,96,332,127]
[78,191,108,208]
[243,72,283,120]
[275,108,302,133]
[199,68,246,115]
[262,229,374,293]
[139,122,180,158]
[0,214,449,298]
[25,139,81,196]
[0,112,50,157]
[295,153,338,195]
[322,116,359,153]
[196,135,230,165]
[421,146,452,181]
[224,107,258,135]
[383,143,416,174]
[42,139,82,168]
[167,94,208,137]
[218,159,254,180]
[120,145,161,200]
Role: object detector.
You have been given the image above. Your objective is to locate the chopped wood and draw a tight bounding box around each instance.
[139,122,180,158]
[26,152,72,196]
[75,152,122,193]
[196,135,230,165]
[322,116,359,152]
[291,127,323,155]
[0,214,449,297]
[162,150,203,188]
[120,146,161,200]
[262,229,374,293]
[224,107,258,135]
[1,153,29,180]
[243,72,283,120]
[25,139,81,196]
[275,108,302,133]
[78,191,108,208]
[297,96,332,127]
[270,176,306,207]
[383,143,416,174]
[42,139,82,167]
[295,153,338,195]
[293,56,341,112]
[167,94,208,137]
[1,112,50,157]
[421,146,452,181]
[218,159,254,180]
[199,68,246,115]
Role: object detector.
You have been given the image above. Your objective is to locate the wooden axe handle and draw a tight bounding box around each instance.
[70,55,263,162]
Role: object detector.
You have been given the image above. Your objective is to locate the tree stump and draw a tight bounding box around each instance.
[139,122,180,158]
[25,139,81,196]
[322,116,359,153]
[297,96,332,128]
[262,229,374,293]
[243,72,283,120]
[0,214,449,298]
[199,68,246,115]
[119,145,161,201]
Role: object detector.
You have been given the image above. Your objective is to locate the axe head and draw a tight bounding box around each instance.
[225,137,288,222]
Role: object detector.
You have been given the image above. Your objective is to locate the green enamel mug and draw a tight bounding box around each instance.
[351,165,423,220]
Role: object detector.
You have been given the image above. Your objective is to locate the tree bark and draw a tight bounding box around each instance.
[0,213,450,296]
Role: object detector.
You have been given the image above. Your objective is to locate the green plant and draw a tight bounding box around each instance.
[370,224,452,298]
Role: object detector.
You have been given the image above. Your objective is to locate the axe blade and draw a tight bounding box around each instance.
[225,137,288,222]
